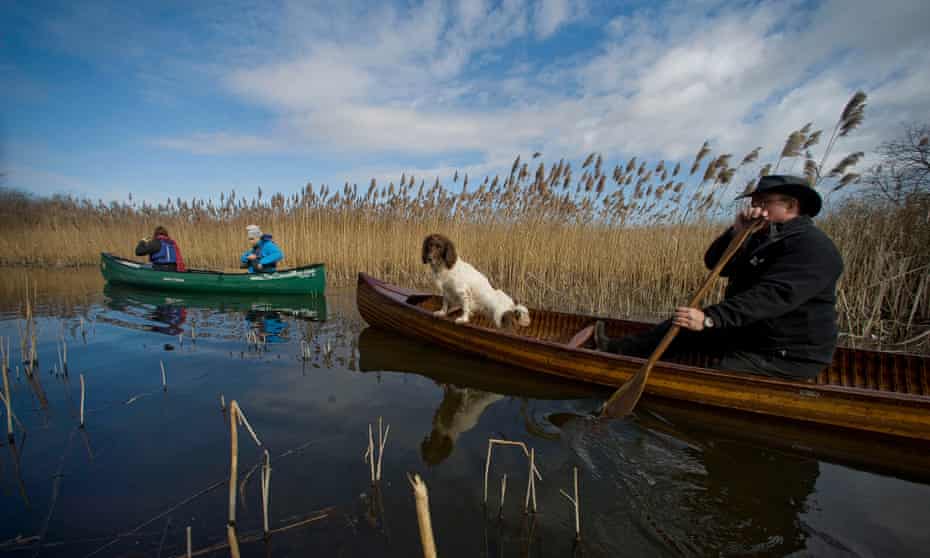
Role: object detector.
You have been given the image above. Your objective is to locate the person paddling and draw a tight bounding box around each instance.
[241,224,283,273]
[594,175,844,381]
[135,226,186,272]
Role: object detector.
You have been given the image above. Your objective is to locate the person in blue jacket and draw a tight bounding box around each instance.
[241,224,283,273]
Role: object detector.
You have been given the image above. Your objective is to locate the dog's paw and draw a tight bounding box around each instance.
[454,315,469,324]
[433,309,447,317]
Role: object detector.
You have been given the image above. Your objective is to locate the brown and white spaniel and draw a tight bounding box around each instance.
[421,233,530,329]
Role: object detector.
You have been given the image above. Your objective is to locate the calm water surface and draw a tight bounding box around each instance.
[0,268,928,557]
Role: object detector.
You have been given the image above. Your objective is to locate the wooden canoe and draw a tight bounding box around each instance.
[100,252,326,295]
[356,272,930,442]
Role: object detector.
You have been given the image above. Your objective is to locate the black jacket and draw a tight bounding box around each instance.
[702,216,843,365]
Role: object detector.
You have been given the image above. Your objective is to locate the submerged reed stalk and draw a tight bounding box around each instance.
[408,473,437,558]
[160,360,167,391]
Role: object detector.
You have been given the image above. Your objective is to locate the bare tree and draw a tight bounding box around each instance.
[863,124,930,206]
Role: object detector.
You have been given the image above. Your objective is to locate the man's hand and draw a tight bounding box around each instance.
[734,206,767,234]
[247,254,258,261]
[256,263,263,271]
[673,307,705,331]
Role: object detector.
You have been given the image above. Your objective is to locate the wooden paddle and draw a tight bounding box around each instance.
[600,219,766,418]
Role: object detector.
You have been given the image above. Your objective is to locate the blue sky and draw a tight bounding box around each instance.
[2,0,929,203]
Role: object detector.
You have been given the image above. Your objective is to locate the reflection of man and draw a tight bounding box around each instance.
[421,386,504,465]
[595,175,843,380]
[699,441,819,555]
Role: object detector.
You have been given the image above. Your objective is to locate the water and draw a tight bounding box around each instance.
[0,268,928,557]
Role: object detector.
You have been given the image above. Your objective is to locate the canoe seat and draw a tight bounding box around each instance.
[566,324,595,348]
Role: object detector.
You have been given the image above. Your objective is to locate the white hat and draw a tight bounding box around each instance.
[246,224,262,239]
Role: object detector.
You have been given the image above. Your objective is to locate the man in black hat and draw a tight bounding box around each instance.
[594,175,844,380]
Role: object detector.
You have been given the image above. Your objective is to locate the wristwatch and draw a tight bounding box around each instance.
[703,315,715,328]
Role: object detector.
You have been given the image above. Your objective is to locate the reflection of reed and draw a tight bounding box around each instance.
[6,437,30,507]
[33,429,76,555]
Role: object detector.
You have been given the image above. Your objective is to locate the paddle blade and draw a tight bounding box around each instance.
[600,369,647,418]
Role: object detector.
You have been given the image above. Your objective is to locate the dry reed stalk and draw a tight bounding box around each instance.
[483,439,542,506]
[499,474,508,518]
[227,525,241,558]
[235,404,262,447]
[366,423,376,484]
[524,448,537,514]
[558,467,581,541]
[261,449,271,538]
[228,401,239,526]
[186,526,192,558]
[376,417,389,482]
[408,473,437,558]
[79,373,86,428]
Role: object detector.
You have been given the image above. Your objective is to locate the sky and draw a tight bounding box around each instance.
[1,0,928,203]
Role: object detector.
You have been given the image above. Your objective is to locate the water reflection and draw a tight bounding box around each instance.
[101,284,327,341]
[0,268,927,557]
[358,327,599,466]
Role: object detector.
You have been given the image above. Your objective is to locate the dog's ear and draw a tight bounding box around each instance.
[442,237,457,268]
[421,235,432,264]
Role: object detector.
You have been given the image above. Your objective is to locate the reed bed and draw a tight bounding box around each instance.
[2,94,928,350]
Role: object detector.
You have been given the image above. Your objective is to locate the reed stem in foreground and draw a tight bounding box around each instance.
[408,473,437,558]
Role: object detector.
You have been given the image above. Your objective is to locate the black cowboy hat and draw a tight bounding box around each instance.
[738,174,822,217]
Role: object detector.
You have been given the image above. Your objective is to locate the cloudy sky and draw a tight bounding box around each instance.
[2,0,928,202]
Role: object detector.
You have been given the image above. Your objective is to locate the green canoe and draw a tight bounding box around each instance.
[100,252,326,295]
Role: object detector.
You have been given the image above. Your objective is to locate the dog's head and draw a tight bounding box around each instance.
[501,304,531,330]
[421,233,457,269]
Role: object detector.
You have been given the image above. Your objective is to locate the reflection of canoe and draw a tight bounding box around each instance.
[104,283,327,320]
[637,397,930,484]
[358,327,598,399]
[100,252,326,295]
[357,273,930,442]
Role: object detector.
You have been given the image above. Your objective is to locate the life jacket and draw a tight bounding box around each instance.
[250,235,278,271]
[151,234,186,271]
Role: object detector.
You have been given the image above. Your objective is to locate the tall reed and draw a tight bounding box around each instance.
[3,94,927,350]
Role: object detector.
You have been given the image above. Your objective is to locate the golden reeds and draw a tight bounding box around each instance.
[2,94,926,350]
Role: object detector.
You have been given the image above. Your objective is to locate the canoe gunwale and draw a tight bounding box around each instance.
[357,272,930,441]
[101,252,325,276]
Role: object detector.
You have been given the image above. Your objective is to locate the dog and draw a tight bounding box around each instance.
[421,233,531,329]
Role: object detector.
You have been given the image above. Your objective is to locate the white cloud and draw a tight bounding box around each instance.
[534,0,584,39]
[156,0,930,183]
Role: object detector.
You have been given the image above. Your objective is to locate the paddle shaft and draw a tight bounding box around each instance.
[601,220,765,418]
